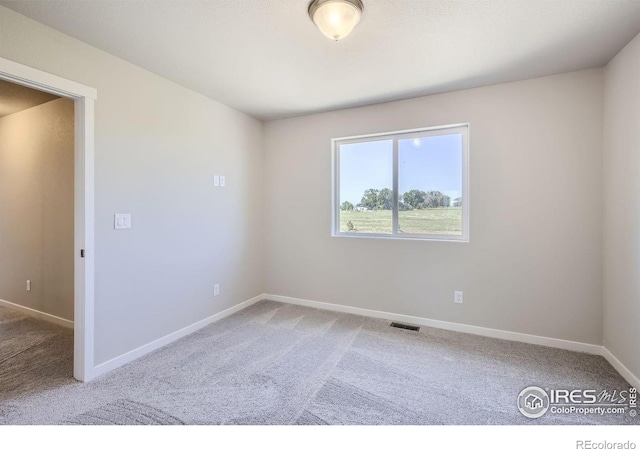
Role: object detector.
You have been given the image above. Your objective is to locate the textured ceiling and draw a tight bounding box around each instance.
[0,78,60,118]
[2,0,640,120]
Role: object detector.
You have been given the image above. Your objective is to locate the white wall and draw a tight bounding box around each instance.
[0,98,74,320]
[0,6,264,365]
[264,69,604,345]
[3,3,634,377]
[603,32,640,379]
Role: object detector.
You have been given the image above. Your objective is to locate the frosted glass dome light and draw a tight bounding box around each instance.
[309,0,364,41]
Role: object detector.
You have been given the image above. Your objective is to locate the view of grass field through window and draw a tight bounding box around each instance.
[338,132,463,236]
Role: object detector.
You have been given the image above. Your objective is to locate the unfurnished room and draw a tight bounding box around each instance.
[0,0,639,445]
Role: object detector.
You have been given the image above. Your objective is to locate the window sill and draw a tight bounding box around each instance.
[331,233,469,243]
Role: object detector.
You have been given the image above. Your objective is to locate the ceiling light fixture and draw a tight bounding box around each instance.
[308,0,364,41]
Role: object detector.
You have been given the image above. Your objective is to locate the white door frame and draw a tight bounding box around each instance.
[0,57,97,382]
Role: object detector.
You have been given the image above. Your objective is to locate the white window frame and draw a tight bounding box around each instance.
[332,123,469,242]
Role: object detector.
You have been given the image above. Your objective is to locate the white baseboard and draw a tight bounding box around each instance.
[0,298,74,329]
[264,294,603,355]
[601,347,640,389]
[78,291,640,389]
[91,294,265,379]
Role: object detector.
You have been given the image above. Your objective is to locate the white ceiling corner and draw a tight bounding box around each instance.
[2,0,640,120]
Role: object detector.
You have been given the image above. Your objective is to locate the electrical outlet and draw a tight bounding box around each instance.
[214,284,220,297]
[454,291,463,304]
[26,280,31,292]
[220,176,226,187]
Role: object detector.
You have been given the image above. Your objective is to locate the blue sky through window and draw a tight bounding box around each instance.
[339,139,393,205]
[339,133,462,206]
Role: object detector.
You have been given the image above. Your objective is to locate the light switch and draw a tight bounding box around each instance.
[213,175,220,187]
[220,176,226,187]
[114,213,132,230]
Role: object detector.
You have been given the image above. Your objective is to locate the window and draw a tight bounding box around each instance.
[333,124,469,241]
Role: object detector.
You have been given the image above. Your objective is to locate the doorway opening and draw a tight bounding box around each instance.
[0,57,96,381]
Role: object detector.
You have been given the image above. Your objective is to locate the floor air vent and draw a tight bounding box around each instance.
[390,322,420,332]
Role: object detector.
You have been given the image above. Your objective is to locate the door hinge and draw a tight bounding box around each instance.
[80,249,85,258]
